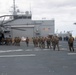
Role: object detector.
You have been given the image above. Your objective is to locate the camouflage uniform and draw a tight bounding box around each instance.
[26,37,29,47]
[14,37,21,46]
[52,36,59,51]
[68,35,74,52]
[32,37,35,47]
[46,37,51,49]
[35,37,38,47]
[38,37,42,48]
[41,37,45,48]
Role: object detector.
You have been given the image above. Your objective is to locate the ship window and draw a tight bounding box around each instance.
[14,15,31,19]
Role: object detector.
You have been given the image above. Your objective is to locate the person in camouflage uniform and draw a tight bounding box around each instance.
[46,37,51,49]
[35,37,38,47]
[14,37,21,46]
[52,35,59,51]
[41,37,45,48]
[26,37,29,47]
[32,37,35,47]
[32,37,38,47]
[38,37,42,48]
[68,34,74,52]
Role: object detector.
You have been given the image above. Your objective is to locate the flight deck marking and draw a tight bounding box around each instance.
[68,53,76,55]
[0,49,23,53]
[0,54,36,58]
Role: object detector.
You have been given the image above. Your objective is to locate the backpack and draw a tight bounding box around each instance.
[69,37,74,43]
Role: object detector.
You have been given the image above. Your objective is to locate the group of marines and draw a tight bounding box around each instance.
[1,37,21,46]
[32,35,60,51]
[0,34,75,52]
[32,34,75,52]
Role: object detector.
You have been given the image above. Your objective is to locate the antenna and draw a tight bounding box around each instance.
[13,0,16,15]
[29,3,32,14]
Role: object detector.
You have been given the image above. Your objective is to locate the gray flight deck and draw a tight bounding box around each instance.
[0,41,76,75]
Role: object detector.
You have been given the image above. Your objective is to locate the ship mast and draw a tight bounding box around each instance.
[13,0,16,15]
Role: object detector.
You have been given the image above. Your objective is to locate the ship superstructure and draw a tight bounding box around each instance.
[0,0,55,38]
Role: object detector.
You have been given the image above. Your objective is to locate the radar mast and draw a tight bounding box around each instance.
[13,0,16,15]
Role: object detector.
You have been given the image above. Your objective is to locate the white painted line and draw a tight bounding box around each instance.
[0,54,36,58]
[26,49,32,51]
[68,53,76,55]
[34,48,40,51]
[43,49,50,51]
[0,49,23,53]
[61,48,67,50]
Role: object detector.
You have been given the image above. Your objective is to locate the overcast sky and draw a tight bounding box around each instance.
[0,0,76,36]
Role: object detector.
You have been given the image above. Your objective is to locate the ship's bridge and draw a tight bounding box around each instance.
[14,11,32,19]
